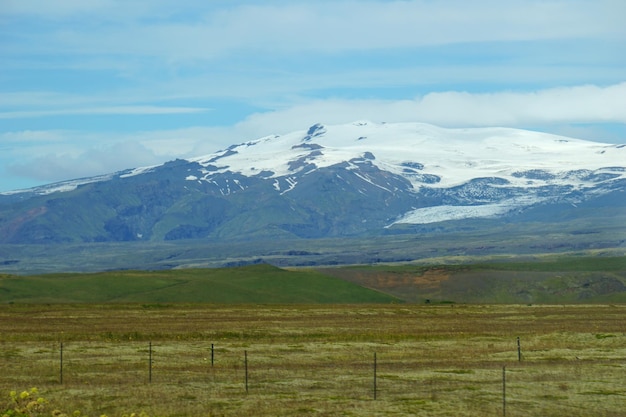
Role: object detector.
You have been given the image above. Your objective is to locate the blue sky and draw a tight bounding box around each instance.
[1,0,625,192]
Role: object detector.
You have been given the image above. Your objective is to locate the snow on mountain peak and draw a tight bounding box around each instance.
[188,121,625,191]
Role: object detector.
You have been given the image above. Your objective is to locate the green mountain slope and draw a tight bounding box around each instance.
[0,264,400,304]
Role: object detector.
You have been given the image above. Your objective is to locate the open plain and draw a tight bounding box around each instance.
[1,303,624,416]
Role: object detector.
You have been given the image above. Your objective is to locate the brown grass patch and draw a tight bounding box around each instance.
[0,304,625,416]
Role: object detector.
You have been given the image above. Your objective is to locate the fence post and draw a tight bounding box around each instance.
[517,337,521,362]
[149,341,152,383]
[373,352,377,400]
[211,343,214,367]
[244,350,249,393]
[502,366,506,417]
[59,342,63,384]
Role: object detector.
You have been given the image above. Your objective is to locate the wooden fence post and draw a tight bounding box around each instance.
[244,350,249,393]
[502,365,506,417]
[373,352,378,400]
[59,342,63,384]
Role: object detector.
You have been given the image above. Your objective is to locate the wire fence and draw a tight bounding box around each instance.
[1,339,624,416]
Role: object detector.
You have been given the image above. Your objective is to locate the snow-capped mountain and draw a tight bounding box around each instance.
[0,121,624,245]
[186,121,626,224]
[192,121,624,189]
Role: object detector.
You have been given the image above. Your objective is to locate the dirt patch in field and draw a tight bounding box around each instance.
[317,267,451,302]
[319,266,626,304]
[365,268,451,290]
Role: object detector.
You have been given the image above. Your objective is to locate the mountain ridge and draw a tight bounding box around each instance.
[0,121,624,257]
[4,121,624,196]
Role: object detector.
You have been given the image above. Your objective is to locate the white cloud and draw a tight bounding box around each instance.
[414,83,626,126]
[6,1,623,61]
[0,105,210,119]
[0,129,71,144]
[2,0,201,21]
[3,1,622,121]
[0,126,241,186]
[3,0,115,17]
[232,82,626,135]
[7,139,165,182]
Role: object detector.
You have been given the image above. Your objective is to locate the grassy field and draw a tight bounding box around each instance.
[0,264,399,304]
[320,255,626,304]
[2,256,626,304]
[1,304,625,416]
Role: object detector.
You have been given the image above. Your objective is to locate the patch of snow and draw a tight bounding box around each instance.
[119,166,157,178]
[280,177,298,195]
[233,179,245,190]
[389,204,510,225]
[389,196,545,225]
[2,174,115,195]
[353,172,392,193]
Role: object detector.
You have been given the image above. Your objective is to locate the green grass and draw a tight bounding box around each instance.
[347,256,626,273]
[465,255,626,272]
[2,255,625,304]
[0,304,625,416]
[0,264,400,304]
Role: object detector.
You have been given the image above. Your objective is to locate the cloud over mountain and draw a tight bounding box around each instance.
[1,1,624,192]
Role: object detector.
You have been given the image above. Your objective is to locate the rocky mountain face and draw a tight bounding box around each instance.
[1,121,625,246]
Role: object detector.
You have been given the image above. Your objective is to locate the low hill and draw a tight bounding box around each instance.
[2,257,624,304]
[0,264,399,304]
[320,255,626,304]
